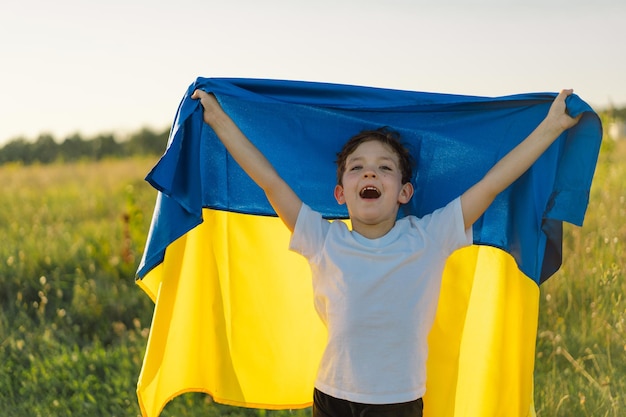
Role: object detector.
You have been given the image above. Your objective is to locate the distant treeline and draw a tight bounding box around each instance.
[0,126,169,165]
[1,105,624,166]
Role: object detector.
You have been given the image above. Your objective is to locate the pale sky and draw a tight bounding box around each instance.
[1,0,624,145]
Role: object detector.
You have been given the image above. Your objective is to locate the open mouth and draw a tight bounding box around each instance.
[359,186,381,199]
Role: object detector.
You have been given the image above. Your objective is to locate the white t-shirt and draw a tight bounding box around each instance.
[289,197,472,404]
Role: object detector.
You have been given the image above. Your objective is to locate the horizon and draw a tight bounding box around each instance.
[1,0,625,145]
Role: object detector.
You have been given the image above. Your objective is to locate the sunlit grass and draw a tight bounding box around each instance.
[0,139,624,415]
[0,157,311,417]
[0,158,158,417]
[534,139,626,416]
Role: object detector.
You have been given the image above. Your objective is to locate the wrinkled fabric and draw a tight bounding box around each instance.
[139,77,601,284]
[135,78,602,417]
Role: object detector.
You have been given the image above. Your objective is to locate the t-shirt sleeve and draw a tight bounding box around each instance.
[419,196,473,253]
[289,203,331,260]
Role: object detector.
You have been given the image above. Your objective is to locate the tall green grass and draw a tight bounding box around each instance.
[534,139,626,416]
[0,159,156,417]
[0,158,309,417]
[0,139,623,416]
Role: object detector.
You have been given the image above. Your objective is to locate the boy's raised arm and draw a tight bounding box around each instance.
[461,89,582,229]
[191,89,302,232]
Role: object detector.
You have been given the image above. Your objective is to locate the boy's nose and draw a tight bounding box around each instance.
[361,164,378,175]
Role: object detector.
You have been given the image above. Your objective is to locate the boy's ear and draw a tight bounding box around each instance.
[398,182,414,204]
[334,184,346,205]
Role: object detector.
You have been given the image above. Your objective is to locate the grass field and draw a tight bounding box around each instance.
[534,138,625,416]
[0,139,624,416]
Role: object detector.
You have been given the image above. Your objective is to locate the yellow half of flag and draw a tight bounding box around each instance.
[137,210,539,417]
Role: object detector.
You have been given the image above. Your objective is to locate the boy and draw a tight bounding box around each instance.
[191,88,580,417]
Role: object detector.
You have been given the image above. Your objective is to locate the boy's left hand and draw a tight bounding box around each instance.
[548,89,582,131]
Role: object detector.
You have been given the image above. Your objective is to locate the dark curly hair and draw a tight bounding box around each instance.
[335,127,415,186]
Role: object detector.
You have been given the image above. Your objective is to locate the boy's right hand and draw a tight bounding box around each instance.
[191,89,222,126]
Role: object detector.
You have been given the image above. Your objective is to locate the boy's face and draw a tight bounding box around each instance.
[334,140,413,233]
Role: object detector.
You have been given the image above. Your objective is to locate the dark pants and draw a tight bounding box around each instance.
[313,389,423,417]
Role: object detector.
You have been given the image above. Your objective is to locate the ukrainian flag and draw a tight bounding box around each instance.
[135,78,602,417]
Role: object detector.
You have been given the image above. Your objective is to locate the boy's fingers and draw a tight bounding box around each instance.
[558,88,574,100]
[191,89,211,100]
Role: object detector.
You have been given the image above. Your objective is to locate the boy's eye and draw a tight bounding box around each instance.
[349,165,362,171]
[380,165,392,171]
